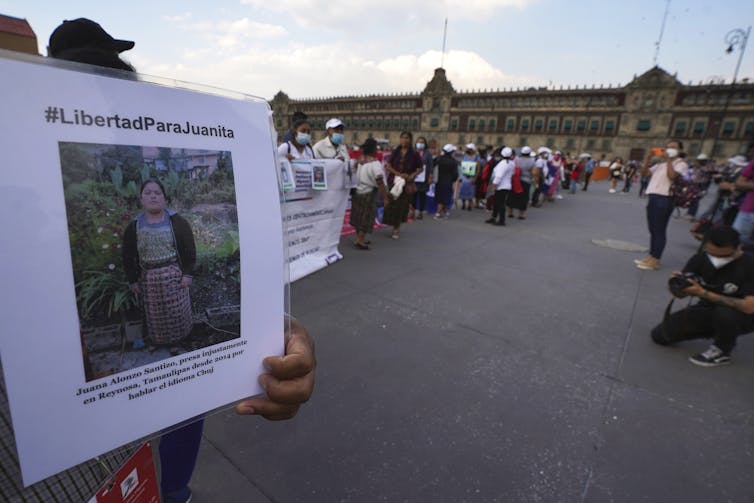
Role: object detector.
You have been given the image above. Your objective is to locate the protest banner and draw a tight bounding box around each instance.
[281,158,349,282]
[0,51,284,485]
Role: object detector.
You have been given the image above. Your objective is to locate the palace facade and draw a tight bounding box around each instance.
[270,66,754,161]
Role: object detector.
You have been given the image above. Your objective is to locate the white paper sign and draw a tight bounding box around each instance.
[415,163,427,183]
[283,160,348,282]
[0,54,284,485]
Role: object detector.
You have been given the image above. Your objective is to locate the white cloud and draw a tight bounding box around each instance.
[239,0,536,27]
[135,43,538,100]
[163,12,193,23]
[165,16,287,53]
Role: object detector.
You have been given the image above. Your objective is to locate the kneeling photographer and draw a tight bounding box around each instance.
[651,225,754,367]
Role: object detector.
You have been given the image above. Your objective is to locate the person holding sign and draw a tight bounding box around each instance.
[459,144,481,211]
[383,131,423,239]
[122,179,195,355]
[0,17,317,503]
[350,138,391,249]
[278,119,314,160]
[313,118,348,161]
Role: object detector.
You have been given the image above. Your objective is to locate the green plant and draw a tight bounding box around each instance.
[76,269,136,320]
[109,166,139,200]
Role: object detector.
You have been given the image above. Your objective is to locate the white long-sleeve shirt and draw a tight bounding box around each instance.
[313,137,349,160]
[492,159,515,190]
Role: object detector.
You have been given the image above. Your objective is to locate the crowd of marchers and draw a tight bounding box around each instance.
[282,112,754,370]
[280,111,618,248]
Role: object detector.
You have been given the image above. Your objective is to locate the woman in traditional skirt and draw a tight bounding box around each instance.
[433,144,460,219]
[123,178,196,354]
[350,138,391,249]
[506,145,535,219]
[382,131,423,239]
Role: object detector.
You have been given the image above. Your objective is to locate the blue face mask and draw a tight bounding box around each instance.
[296,133,311,145]
[416,143,425,150]
[331,133,344,145]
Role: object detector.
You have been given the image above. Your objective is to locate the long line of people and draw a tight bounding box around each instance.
[279,114,754,256]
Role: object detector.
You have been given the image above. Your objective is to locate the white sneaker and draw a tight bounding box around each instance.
[555,195,563,199]
[609,189,616,193]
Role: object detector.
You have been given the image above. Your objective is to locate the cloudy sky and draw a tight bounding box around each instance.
[6,0,754,100]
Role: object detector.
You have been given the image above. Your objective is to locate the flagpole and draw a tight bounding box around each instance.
[441,17,448,68]
[653,0,671,66]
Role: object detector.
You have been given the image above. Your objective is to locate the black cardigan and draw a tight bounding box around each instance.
[122,213,196,284]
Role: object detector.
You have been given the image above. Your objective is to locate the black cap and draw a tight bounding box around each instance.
[49,18,134,57]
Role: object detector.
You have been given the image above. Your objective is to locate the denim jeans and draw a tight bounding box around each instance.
[733,210,754,251]
[646,194,674,259]
[160,419,204,502]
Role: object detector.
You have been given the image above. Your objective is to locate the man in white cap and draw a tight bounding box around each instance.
[486,147,515,226]
[433,144,460,219]
[732,143,754,250]
[313,118,348,161]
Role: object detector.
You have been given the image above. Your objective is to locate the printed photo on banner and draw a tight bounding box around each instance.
[461,161,477,177]
[279,158,295,192]
[311,162,327,190]
[59,142,241,382]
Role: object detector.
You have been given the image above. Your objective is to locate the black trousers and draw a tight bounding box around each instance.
[651,302,754,354]
[414,189,427,212]
[492,189,509,223]
[583,171,592,190]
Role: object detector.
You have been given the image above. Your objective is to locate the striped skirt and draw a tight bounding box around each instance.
[382,190,411,226]
[141,264,192,344]
[350,190,378,233]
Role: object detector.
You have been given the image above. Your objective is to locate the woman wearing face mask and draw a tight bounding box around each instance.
[278,118,314,161]
[635,140,689,270]
[411,136,433,220]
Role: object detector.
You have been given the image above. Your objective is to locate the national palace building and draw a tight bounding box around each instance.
[271,66,754,162]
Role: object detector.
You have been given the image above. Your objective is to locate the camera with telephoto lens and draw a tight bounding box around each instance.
[668,272,703,297]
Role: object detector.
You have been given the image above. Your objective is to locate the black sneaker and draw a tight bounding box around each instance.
[689,345,731,367]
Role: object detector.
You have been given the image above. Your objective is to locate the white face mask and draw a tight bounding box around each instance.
[665,148,679,158]
[707,253,737,269]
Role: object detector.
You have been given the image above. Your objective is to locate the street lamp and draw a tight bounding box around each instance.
[725,27,750,84]
[710,27,751,158]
